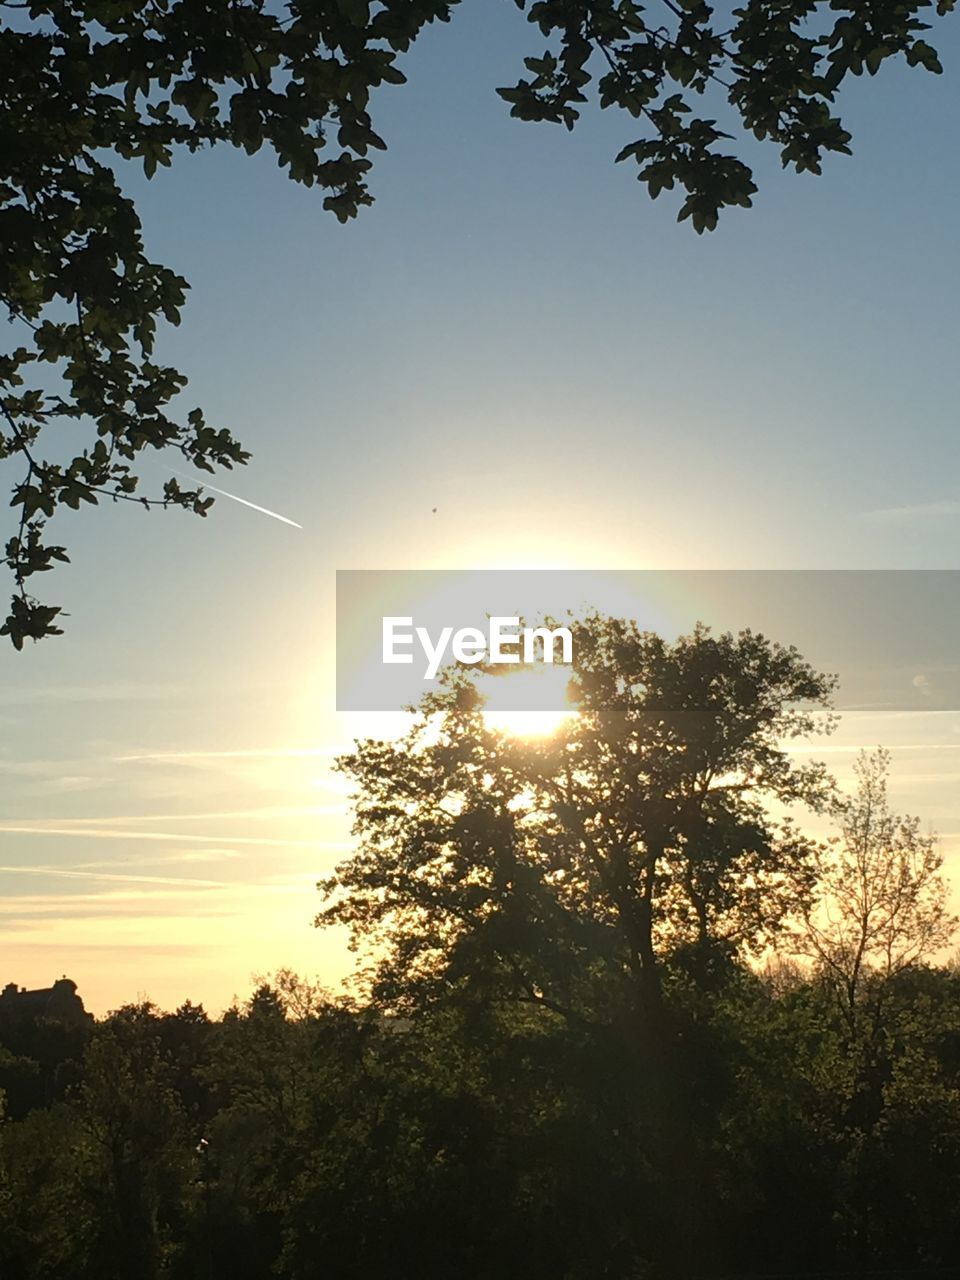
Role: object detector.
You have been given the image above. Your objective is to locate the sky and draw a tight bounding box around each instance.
[2,1,960,1014]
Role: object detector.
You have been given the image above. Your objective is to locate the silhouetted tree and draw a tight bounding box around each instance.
[796,747,957,1035]
[74,1004,196,1280]
[317,617,837,1274]
[318,618,835,1020]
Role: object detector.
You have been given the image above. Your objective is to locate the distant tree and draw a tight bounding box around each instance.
[0,1101,100,1278]
[0,1044,11,1119]
[75,1005,196,1280]
[1,0,954,644]
[157,1000,216,1131]
[0,1003,90,1118]
[796,747,957,1034]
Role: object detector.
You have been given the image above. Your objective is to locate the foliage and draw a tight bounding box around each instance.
[0,0,451,646]
[5,964,960,1277]
[1,0,954,644]
[796,747,957,1033]
[318,618,837,1020]
[3,629,960,1274]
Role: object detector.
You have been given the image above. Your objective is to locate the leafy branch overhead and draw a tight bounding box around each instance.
[0,0,951,646]
[500,0,951,230]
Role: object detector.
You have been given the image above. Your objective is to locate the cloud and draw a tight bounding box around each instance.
[5,805,345,826]
[0,755,108,778]
[0,681,187,705]
[75,849,243,868]
[0,865,230,888]
[0,826,336,847]
[784,742,960,754]
[4,940,207,956]
[0,878,322,935]
[913,672,935,698]
[115,746,341,763]
[863,500,960,521]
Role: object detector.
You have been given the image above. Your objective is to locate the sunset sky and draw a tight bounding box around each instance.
[2,2,960,1014]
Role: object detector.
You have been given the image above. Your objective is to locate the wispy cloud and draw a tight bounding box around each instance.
[0,758,113,792]
[913,672,935,698]
[115,746,340,763]
[6,805,345,826]
[831,709,960,720]
[0,682,186,705]
[863,500,960,521]
[0,865,230,888]
[0,882,302,913]
[0,826,336,847]
[75,849,243,868]
[784,742,960,754]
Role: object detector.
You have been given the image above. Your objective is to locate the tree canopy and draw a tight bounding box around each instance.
[0,0,954,645]
[797,746,957,1033]
[318,618,838,1018]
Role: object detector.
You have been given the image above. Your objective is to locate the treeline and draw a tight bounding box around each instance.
[3,959,960,1279]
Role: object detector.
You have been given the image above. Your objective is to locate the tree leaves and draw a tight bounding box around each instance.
[0,0,453,645]
[0,0,951,644]
[319,618,838,1017]
[505,0,946,223]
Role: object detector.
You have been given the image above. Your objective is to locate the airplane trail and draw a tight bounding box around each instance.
[173,469,302,529]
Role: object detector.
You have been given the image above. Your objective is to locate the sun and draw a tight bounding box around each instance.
[478,663,576,739]
[333,664,577,743]
[483,708,574,738]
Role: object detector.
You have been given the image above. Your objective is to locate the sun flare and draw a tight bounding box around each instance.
[478,663,576,738]
[483,707,575,738]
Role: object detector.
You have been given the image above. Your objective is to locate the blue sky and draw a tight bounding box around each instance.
[2,0,960,1012]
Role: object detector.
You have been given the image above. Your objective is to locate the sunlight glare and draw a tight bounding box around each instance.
[479,663,576,738]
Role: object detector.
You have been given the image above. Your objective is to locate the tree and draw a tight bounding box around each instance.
[0,1101,102,1279]
[316,617,838,1273]
[74,1003,196,1280]
[796,746,957,1035]
[317,617,836,1022]
[1,1,953,646]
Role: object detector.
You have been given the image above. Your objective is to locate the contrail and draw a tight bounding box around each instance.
[171,469,302,529]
